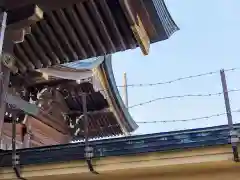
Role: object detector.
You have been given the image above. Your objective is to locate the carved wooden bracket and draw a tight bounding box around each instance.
[119,0,150,55]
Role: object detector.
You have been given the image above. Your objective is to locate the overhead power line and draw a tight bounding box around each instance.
[63,68,240,105]
[128,89,240,109]
[117,67,239,88]
[63,68,240,97]
[136,109,240,124]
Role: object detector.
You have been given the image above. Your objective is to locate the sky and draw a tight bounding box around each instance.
[112,0,240,135]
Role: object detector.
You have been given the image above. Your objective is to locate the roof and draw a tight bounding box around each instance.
[58,80,124,138]
[2,0,178,145]
[4,56,138,142]
[0,123,238,167]
[3,0,178,75]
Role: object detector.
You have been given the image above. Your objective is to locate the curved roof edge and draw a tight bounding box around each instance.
[99,55,138,133]
[144,0,179,43]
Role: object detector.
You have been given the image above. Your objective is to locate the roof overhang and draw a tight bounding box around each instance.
[1,0,179,145]
[2,0,179,76]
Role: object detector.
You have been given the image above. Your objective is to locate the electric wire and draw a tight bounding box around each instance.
[62,68,240,98]
[128,89,240,109]
[117,67,240,88]
[136,109,240,124]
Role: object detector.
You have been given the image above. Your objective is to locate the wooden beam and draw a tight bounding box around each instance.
[1,0,86,12]
[5,93,39,116]
[119,0,150,55]
[7,4,43,29]
[2,5,43,75]
[25,117,70,144]
[5,93,69,134]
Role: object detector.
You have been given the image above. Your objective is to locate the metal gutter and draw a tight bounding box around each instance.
[0,123,239,167]
[0,146,238,180]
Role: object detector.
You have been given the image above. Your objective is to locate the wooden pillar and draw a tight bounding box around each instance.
[0,5,43,150]
[0,64,10,136]
[0,11,10,137]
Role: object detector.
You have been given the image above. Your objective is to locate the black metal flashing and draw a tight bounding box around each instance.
[0,123,239,167]
[143,0,179,43]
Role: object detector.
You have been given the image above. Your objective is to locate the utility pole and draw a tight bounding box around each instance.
[123,72,128,108]
[220,69,239,162]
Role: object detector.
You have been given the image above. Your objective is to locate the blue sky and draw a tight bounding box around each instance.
[112,0,240,134]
